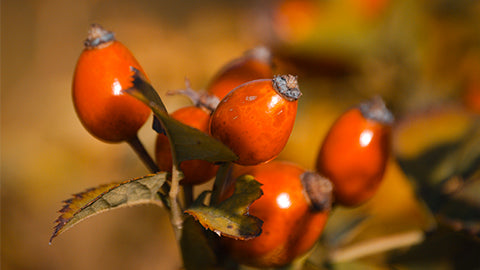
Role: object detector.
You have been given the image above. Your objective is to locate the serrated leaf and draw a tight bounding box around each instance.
[50,173,167,243]
[185,175,263,240]
[124,68,238,165]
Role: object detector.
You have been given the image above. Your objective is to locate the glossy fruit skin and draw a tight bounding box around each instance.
[72,26,150,143]
[207,47,274,101]
[155,106,218,185]
[316,99,393,206]
[209,75,300,165]
[221,161,330,268]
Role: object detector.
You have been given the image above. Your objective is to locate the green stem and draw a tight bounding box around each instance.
[127,135,170,203]
[127,135,159,173]
[210,162,233,206]
[183,184,194,208]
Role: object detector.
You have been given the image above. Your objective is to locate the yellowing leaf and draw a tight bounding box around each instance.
[124,68,238,165]
[185,175,263,240]
[50,173,167,243]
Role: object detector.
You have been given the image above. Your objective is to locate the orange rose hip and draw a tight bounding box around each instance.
[209,75,301,165]
[315,96,394,206]
[72,24,150,142]
[221,161,332,268]
[207,46,274,101]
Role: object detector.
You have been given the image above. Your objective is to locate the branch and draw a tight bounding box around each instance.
[328,230,424,263]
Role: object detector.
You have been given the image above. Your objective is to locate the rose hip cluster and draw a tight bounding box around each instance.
[71,24,394,268]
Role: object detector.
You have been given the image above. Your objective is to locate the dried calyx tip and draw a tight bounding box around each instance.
[359,95,394,125]
[272,74,302,101]
[84,23,115,49]
[301,171,333,212]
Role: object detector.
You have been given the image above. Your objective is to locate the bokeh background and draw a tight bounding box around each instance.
[2,0,479,269]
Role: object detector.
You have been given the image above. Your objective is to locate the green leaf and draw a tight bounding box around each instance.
[393,106,476,189]
[393,107,480,238]
[433,127,480,237]
[180,216,219,270]
[430,125,480,185]
[185,175,263,240]
[321,207,370,248]
[124,67,238,165]
[437,171,480,237]
[50,173,167,244]
[127,67,168,113]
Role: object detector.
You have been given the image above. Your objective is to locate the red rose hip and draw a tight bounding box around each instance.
[207,46,274,101]
[72,24,150,143]
[209,75,301,165]
[315,96,394,206]
[221,161,332,268]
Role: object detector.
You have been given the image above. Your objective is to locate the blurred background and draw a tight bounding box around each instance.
[1,0,479,269]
